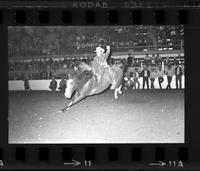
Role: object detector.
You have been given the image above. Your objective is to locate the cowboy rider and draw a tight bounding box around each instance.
[91,43,111,82]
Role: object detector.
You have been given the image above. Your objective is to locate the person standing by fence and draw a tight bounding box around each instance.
[58,76,67,92]
[49,76,57,91]
[150,66,157,89]
[175,64,183,89]
[157,66,165,89]
[127,53,133,67]
[132,68,140,89]
[140,64,150,89]
[165,65,174,89]
[23,72,31,91]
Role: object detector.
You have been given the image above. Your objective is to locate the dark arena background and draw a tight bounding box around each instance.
[8,26,184,144]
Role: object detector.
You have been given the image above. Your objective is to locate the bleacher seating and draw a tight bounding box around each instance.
[8,26,184,80]
[8,26,184,58]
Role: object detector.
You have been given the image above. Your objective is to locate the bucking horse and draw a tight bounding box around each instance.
[60,62,124,112]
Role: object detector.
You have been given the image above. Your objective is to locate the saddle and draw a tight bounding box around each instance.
[78,62,113,84]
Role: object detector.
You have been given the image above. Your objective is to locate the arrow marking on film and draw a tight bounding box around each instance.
[149,161,166,167]
[64,159,81,167]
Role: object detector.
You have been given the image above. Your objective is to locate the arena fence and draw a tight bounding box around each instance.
[8,49,184,61]
[8,75,185,91]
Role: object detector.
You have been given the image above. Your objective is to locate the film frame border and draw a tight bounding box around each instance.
[0,1,199,170]
[0,8,199,25]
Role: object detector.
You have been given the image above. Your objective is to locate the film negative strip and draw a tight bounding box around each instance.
[0,0,200,170]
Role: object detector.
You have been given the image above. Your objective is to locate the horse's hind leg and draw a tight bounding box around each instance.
[114,88,119,100]
[118,84,123,94]
[110,80,117,90]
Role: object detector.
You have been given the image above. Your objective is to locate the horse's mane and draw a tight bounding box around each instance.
[72,69,93,90]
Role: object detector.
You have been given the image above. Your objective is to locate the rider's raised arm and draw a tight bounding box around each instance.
[104,46,111,59]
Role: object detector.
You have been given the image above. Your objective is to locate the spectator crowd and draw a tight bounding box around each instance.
[8,26,184,91]
[9,57,92,80]
[9,52,184,91]
[8,26,184,58]
[123,53,184,90]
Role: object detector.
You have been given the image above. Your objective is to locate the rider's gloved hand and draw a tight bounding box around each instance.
[106,46,110,50]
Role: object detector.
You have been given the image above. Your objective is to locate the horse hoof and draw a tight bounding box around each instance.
[60,108,66,112]
[110,85,115,90]
[114,96,119,100]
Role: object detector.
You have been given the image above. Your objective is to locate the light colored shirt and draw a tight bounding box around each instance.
[157,69,164,77]
[177,67,180,75]
[181,66,184,75]
[144,70,147,77]
[150,71,157,78]
[124,77,128,81]
[130,77,134,81]
[135,72,139,78]
[166,68,174,77]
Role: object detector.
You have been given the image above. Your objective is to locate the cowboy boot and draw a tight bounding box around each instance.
[94,73,99,81]
[98,75,101,82]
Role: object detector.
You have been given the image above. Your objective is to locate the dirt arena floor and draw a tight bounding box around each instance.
[9,89,184,144]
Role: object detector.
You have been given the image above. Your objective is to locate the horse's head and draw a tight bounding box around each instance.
[64,73,77,99]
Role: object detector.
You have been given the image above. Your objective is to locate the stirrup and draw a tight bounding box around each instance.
[93,74,98,81]
[97,75,101,82]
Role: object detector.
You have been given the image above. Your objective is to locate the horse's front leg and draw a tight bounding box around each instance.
[61,101,73,112]
[61,93,85,112]
[61,91,79,111]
